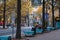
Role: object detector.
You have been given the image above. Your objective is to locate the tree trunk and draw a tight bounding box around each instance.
[16,0,21,39]
[59,7,60,18]
[3,0,6,28]
[42,0,45,30]
[52,0,55,27]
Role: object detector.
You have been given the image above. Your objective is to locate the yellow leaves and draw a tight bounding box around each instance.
[0,14,3,16]
[21,0,31,16]
[0,7,3,11]
[6,0,17,7]
[36,6,42,13]
[29,7,33,14]
[0,4,4,12]
[21,11,26,16]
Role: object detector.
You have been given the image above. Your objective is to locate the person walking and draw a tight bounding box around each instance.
[44,12,49,29]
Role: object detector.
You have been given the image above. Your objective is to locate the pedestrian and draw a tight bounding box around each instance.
[32,22,38,35]
[45,13,49,29]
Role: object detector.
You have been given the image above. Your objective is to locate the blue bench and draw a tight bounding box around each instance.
[23,29,34,36]
[36,28,43,33]
[46,27,51,31]
[24,31,34,36]
[56,22,60,29]
[23,28,43,36]
[47,27,55,31]
[0,36,11,40]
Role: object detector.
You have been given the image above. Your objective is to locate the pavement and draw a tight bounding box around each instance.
[25,29,60,40]
[0,27,16,36]
[0,26,60,40]
[0,26,32,38]
[11,29,60,40]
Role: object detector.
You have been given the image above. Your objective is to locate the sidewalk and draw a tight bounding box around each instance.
[1,28,60,40]
[25,29,60,40]
[11,29,60,40]
[19,29,60,40]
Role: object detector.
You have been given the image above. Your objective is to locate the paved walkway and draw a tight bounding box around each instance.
[1,28,60,40]
[24,29,60,40]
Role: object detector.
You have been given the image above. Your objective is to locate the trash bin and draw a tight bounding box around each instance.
[55,17,60,29]
[0,36,11,40]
